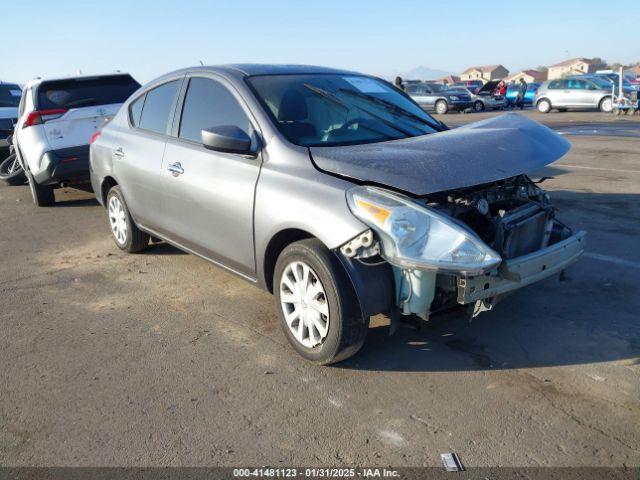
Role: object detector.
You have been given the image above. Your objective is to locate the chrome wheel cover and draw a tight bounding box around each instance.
[108,195,127,245]
[601,98,613,113]
[280,261,330,348]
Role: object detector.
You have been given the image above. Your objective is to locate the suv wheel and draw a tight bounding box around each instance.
[435,100,449,115]
[473,100,484,112]
[537,99,552,113]
[26,170,55,206]
[274,239,368,365]
[106,185,149,253]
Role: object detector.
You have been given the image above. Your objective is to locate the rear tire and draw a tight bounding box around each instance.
[435,100,449,115]
[0,154,26,186]
[106,185,149,253]
[26,170,55,206]
[537,99,551,113]
[274,239,368,365]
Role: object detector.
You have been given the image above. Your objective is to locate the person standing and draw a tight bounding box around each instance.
[394,76,405,92]
[516,78,528,110]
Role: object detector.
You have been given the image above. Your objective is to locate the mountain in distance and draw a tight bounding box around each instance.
[400,65,454,81]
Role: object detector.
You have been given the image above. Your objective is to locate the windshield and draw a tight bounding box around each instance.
[0,85,22,107]
[248,74,441,147]
[447,87,468,94]
[590,76,615,89]
[37,75,140,110]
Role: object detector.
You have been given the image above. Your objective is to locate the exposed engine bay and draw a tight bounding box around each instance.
[341,175,586,321]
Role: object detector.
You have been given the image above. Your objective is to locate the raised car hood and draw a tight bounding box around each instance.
[309,113,570,196]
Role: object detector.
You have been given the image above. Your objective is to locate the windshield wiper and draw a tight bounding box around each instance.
[338,88,442,130]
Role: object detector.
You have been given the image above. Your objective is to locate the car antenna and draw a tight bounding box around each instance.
[199,60,204,66]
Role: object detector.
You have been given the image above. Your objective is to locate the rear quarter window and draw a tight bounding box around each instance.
[36,75,140,110]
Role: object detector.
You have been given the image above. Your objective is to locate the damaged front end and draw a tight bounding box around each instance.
[340,175,586,321]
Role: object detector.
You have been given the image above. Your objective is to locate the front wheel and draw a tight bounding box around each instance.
[537,99,552,113]
[0,153,26,186]
[599,97,613,113]
[274,239,368,365]
[473,100,484,112]
[106,185,149,253]
[435,100,449,115]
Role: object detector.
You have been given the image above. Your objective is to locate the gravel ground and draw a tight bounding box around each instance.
[0,110,638,468]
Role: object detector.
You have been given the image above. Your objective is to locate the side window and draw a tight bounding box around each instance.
[178,77,252,144]
[129,95,145,127]
[548,80,565,89]
[138,80,180,134]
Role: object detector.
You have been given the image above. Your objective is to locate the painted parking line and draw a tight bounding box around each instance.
[584,252,640,270]
[555,164,640,174]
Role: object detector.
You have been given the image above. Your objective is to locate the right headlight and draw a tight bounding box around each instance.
[346,186,501,275]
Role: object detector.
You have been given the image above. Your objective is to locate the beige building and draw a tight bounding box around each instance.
[546,58,607,80]
[460,65,509,82]
[506,70,547,83]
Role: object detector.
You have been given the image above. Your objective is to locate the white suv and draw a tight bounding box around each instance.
[14,73,140,205]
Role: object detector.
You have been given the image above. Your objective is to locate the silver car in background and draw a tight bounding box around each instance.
[90,65,585,365]
[448,81,507,112]
[535,76,613,113]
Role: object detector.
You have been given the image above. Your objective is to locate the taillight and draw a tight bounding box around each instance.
[89,131,102,144]
[23,109,67,128]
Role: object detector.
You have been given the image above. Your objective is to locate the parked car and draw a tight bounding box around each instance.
[448,81,506,112]
[505,82,540,108]
[0,82,21,159]
[451,80,484,93]
[535,77,613,113]
[591,72,639,93]
[13,73,140,206]
[406,82,473,114]
[90,65,585,365]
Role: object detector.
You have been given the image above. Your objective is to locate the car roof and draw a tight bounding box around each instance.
[158,64,362,81]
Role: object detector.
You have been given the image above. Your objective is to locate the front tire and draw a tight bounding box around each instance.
[435,100,449,115]
[274,239,368,365]
[473,100,484,112]
[106,185,149,253]
[537,98,552,113]
[0,154,26,186]
[26,170,55,206]
[599,97,613,113]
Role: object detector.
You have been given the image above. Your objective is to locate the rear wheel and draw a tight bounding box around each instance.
[106,185,149,253]
[26,170,55,206]
[274,239,368,365]
[537,98,551,113]
[473,100,484,112]
[0,154,26,186]
[599,97,613,113]
[435,100,449,115]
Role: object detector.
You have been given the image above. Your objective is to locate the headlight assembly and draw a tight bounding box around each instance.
[449,95,459,101]
[346,186,501,275]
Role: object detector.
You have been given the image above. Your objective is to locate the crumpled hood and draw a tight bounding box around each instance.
[309,113,570,196]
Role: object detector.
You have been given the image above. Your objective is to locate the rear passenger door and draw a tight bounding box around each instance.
[114,78,183,232]
[159,75,262,277]
[547,80,568,107]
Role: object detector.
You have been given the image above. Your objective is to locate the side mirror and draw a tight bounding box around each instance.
[201,125,253,155]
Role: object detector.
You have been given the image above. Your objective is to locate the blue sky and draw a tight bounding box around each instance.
[4,0,638,84]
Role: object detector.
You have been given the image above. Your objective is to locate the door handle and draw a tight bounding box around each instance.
[167,162,184,177]
[113,147,125,158]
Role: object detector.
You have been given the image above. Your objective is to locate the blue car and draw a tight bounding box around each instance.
[505,82,541,107]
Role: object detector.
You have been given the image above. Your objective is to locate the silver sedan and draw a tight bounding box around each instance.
[90,65,585,364]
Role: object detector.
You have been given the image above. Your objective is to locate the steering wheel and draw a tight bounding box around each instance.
[340,117,369,131]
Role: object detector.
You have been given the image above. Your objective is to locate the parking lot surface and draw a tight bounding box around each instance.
[1,110,639,467]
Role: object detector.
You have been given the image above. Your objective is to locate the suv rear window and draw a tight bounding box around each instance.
[36,75,140,110]
[0,84,22,107]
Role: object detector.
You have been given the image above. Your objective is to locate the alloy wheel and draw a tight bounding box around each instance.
[108,195,128,245]
[280,260,330,348]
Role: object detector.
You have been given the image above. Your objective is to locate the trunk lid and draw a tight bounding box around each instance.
[309,113,570,196]
[42,104,121,150]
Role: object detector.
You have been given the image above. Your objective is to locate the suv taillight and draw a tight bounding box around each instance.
[89,131,102,144]
[23,109,67,128]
